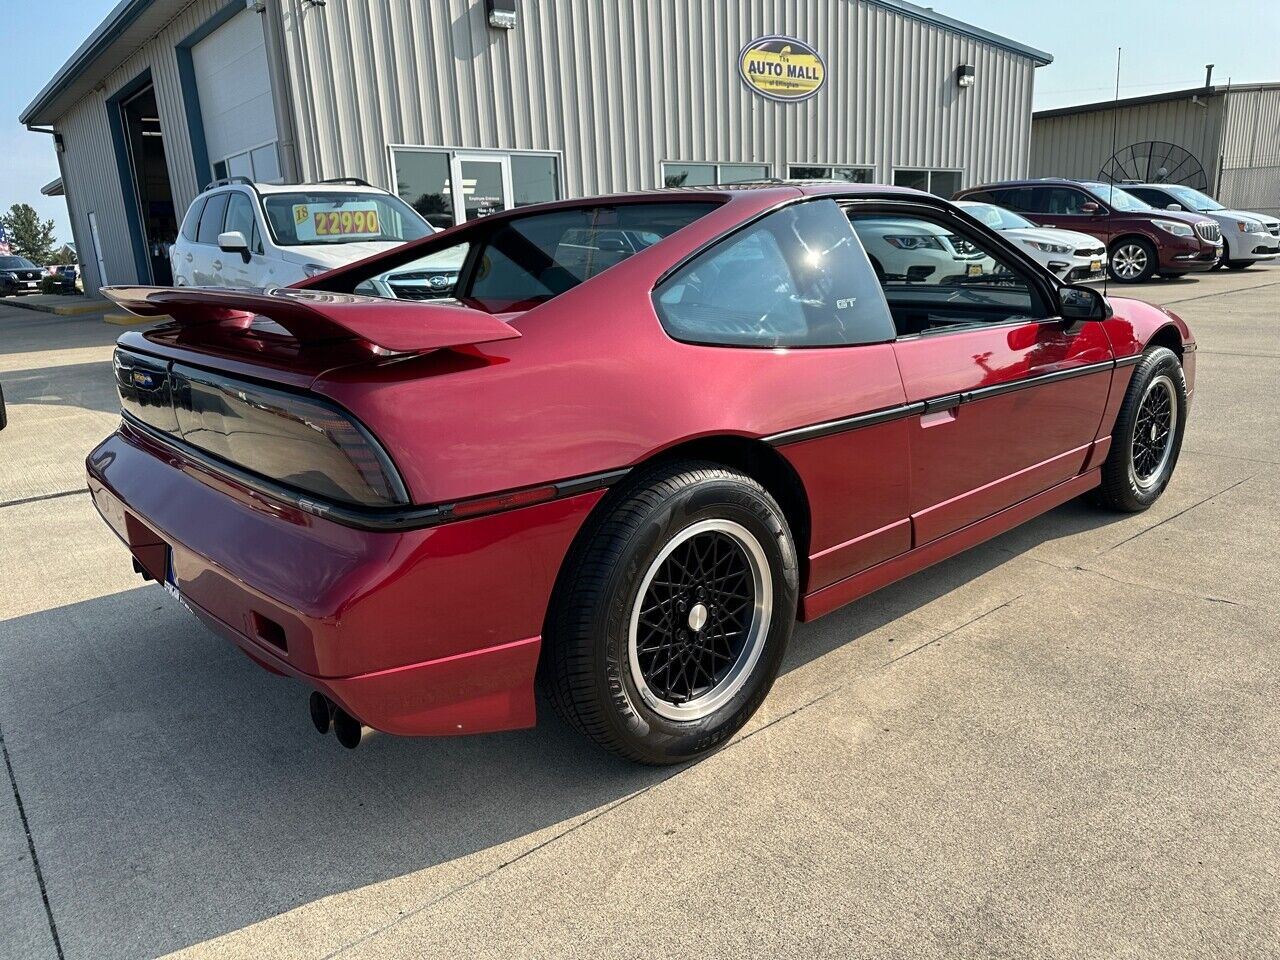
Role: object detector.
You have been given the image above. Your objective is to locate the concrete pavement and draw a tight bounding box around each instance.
[0,266,1277,959]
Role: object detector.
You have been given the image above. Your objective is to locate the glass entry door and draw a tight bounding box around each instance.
[450,153,513,223]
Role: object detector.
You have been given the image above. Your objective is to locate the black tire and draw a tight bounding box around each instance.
[1224,260,1252,270]
[1107,237,1158,283]
[541,461,798,764]
[1091,346,1187,512]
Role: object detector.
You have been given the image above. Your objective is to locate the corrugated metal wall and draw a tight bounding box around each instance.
[277,0,1039,196]
[53,0,229,293]
[1029,95,1226,190]
[1219,87,1280,217]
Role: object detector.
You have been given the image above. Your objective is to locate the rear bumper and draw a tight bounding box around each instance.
[87,423,604,736]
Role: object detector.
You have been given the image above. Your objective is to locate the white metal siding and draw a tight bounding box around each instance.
[51,0,238,294]
[191,8,277,167]
[277,0,1039,197]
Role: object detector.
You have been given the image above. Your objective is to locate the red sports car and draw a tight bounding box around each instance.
[90,183,1194,764]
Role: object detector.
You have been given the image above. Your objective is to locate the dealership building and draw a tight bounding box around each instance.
[21,0,1051,294]
[1031,81,1280,217]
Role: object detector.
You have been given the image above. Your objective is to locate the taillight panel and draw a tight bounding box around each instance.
[114,349,408,508]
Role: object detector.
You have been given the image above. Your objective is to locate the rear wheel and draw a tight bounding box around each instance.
[1091,347,1187,512]
[542,462,798,764]
[1108,238,1157,283]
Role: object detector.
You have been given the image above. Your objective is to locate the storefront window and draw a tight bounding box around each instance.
[663,162,770,187]
[893,169,963,198]
[512,155,560,207]
[392,147,561,227]
[393,149,454,229]
[789,165,874,183]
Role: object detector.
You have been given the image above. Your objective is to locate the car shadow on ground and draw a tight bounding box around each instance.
[0,499,1119,958]
[2,360,120,417]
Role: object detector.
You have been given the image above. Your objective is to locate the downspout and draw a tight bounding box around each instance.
[257,0,301,182]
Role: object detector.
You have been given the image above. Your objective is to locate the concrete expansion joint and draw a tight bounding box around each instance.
[0,719,65,959]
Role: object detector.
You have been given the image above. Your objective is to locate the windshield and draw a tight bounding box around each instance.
[0,256,38,270]
[957,202,1035,230]
[1083,182,1151,212]
[262,191,432,247]
[1163,185,1223,211]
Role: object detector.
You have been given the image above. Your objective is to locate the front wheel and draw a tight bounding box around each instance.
[542,462,798,764]
[1091,347,1188,512]
[1108,238,1158,283]
[1224,259,1252,270]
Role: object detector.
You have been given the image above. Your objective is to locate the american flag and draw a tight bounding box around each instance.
[0,224,10,256]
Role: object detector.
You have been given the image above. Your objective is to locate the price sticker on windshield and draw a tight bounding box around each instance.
[292,203,382,241]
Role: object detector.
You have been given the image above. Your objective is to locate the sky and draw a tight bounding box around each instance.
[2,0,1278,246]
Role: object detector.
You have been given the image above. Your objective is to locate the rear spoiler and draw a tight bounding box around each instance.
[101,286,521,354]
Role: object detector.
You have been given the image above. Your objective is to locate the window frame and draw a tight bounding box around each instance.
[786,163,876,183]
[660,160,774,187]
[842,198,1064,342]
[651,196,899,350]
[387,143,566,227]
[891,167,965,198]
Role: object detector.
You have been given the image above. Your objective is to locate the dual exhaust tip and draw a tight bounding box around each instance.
[309,691,365,749]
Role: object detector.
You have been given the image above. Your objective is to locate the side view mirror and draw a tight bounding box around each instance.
[218,231,251,263]
[1081,201,1102,214]
[1059,284,1112,322]
[1166,203,1183,211]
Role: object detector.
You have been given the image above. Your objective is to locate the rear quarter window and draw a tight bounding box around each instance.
[180,197,207,242]
[654,199,896,348]
[196,193,230,245]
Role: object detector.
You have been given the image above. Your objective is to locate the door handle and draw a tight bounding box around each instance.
[184,253,193,262]
[211,259,223,271]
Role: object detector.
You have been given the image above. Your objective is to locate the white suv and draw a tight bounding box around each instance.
[171,178,444,290]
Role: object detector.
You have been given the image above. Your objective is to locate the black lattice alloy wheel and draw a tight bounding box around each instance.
[542,462,798,764]
[629,518,771,721]
[1091,346,1188,512]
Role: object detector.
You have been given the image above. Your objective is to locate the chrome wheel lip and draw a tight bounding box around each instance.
[627,518,773,723]
[1129,374,1178,490]
[1113,243,1148,279]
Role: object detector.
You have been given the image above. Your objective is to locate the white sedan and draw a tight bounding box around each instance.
[956,200,1107,282]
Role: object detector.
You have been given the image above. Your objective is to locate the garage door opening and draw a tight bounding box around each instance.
[119,84,176,285]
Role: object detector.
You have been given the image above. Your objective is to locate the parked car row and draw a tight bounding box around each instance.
[955,178,1277,283]
[0,255,46,296]
[161,172,1276,296]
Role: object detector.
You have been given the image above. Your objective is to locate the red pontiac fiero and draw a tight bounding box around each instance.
[90,183,1194,763]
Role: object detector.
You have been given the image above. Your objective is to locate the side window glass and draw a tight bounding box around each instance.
[848,211,1044,336]
[992,188,1034,212]
[223,193,256,243]
[180,198,206,242]
[1045,188,1089,215]
[654,199,895,348]
[250,219,264,255]
[196,193,230,245]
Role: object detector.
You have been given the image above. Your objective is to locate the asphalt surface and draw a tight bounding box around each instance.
[1,265,1277,959]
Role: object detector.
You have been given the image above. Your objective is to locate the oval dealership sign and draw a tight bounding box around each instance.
[739,35,826,102]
